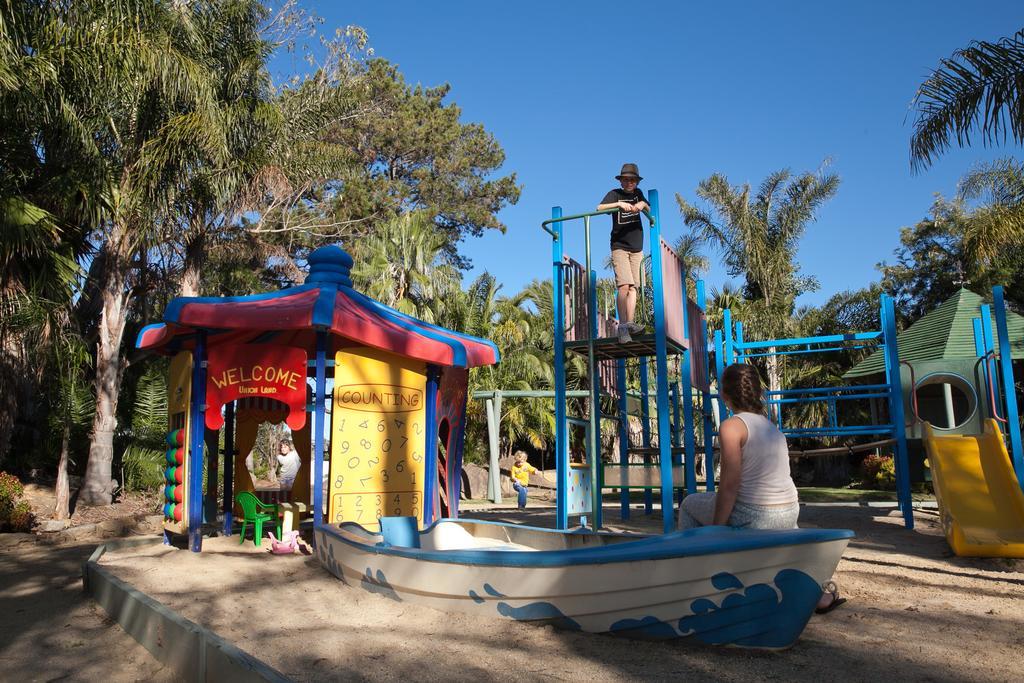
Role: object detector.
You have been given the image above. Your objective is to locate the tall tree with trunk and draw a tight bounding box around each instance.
[676,168,840,400]
[9,0,258,506]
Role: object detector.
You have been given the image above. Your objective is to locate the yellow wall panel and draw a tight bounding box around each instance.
[328,347,427,531]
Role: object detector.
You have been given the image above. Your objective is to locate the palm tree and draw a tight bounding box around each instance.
[957,158,1024,264]
[676,168,840,398]
[1,0,272,505]
[910,29,1024,171]
[673,230,709,292]
[350,212,461,321]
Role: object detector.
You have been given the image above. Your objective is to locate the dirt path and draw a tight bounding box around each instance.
[0,542,175,683]
[94,506,1023,682]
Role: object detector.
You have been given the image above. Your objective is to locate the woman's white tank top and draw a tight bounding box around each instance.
[733,412,798,506]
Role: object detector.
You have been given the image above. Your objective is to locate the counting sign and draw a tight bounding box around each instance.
[328,348,427,531]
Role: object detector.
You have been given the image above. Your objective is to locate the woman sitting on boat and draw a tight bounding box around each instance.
[679,363,846,613]
[678,363,799,530]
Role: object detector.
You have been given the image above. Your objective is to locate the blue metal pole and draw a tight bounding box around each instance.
[552,207,569,530]
[222,400,234,536]
[735,321,745,364]
[680,278,697,495]
[640,356,652,514]
[993,286,1024,488]
[647,189,676,534]
[187,330,207,552]
[973,317,993,420]
[981,305,1001,432]
[313,330,327,531]
[881,294,914,529]
[724,309,734,366]
[423,365,441,524]
[587,267,603,528]
[617,356,629,520]
[697,280,715,492]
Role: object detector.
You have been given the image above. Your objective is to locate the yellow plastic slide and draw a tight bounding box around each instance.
[923,419,1024,558]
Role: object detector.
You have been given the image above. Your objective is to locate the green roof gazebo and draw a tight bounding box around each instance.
[844,288,1024,438]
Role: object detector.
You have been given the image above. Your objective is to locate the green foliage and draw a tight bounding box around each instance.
[911,29,1024,170]
[880,193,1024,319]
[118,367,168,493]
[121,445,166,493]
[9,501,33,532]
[0,471,24,520]
[677,166,840,338]
[860,455,896,490]
[319,58,521,263]
[0,471,32,531]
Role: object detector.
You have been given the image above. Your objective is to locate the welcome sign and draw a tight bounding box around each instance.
[205,344,308,430]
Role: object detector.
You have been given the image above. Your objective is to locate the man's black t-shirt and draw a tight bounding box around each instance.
[602,188,648,252]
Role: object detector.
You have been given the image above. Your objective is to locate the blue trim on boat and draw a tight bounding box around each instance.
[316,519,854,569]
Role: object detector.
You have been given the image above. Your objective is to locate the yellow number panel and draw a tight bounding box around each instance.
[328,348,427,532]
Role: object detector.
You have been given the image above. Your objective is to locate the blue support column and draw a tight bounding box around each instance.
[735,322,745,363]
[551,207,569,530]
[974,315,997,423]
[587,268,603,528]
[993,286,1024,488]
[187,331,208,552]
[698,280,716,492]
[423,365,441,524]
[680,278,697,495]
[312,330,327,531]
[646,189,676,534]
[723,309,734,366]
[222,401,235,536]
[640,357,652,514]
[714,328,728,424]
[981,305,1001,431]
[617,357,630,520]
[881,294,914,529]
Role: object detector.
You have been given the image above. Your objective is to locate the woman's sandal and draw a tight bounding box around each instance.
[816,580,848,614]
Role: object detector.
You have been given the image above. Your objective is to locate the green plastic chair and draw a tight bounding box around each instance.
[236,491,281,546]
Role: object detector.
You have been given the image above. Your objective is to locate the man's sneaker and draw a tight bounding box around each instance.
[617,323,632,344]
[626,322,645,335]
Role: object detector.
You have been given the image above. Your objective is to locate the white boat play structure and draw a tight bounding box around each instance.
[317,517,852,648]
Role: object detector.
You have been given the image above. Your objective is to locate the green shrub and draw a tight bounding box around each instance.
[9,501,33,532]
[860,454,896,490]
[0,471,25,520]
[121,445,166,492]
[0,472,31,531]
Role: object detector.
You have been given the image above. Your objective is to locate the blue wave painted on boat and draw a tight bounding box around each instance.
[361,568,402,602]
[468,582,582,631]
[496,600,583,631]
[609,616,680,640]
[679,569,821,648]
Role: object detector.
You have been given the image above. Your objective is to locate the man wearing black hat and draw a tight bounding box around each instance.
[597,163,649,343]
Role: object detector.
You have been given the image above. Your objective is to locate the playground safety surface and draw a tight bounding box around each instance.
[92,505,1024,682]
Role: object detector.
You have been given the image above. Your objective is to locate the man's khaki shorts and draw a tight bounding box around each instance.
[611,248,643,288]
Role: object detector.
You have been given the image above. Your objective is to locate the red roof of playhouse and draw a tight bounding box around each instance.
[136,245,499,369]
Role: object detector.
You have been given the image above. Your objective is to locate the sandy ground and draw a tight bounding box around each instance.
[93,504,1024,683]
[0,541,175,683]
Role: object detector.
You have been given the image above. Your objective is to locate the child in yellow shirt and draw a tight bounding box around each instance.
[510,452,538,510]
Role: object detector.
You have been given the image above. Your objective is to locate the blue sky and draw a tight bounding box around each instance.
[276,1,1023,306]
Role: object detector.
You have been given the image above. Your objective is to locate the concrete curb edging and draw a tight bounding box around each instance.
[83,537,290,682]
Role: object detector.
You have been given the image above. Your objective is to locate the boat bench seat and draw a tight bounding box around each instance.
[423,522,537,552]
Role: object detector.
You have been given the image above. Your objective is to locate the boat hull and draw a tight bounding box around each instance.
[316,520,851,649]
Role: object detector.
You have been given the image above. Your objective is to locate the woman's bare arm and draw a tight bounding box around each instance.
[713,417,747,525]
